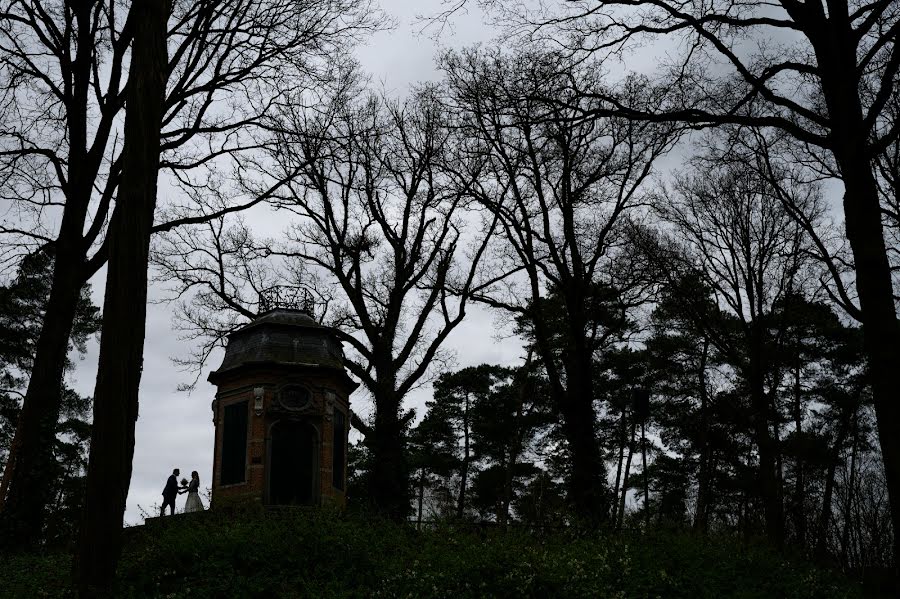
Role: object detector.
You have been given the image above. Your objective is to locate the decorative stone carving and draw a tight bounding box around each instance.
[277,385,311,411]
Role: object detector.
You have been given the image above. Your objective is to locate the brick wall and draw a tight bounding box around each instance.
[210,365,350,508]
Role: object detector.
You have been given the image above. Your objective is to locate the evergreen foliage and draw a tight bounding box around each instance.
[0,510,869,598]
[0,250,100,546]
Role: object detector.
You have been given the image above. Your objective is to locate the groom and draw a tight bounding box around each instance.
[161,468,180,516]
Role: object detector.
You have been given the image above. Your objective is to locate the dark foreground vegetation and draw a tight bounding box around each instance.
[2,0,899,593]
[0,510,874,598]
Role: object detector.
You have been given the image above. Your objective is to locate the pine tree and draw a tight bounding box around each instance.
[0,250,100,545]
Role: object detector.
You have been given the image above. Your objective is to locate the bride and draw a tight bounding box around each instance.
[184,471,204,513]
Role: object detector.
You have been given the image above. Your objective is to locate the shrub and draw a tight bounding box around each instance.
[0,511,864,598]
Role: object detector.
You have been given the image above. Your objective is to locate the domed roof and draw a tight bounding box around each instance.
[247,309,321,328]
[208,309,347,380]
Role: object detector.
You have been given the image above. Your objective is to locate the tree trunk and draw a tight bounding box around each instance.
[532,285,606,522]
[694,339,712,533]
[0,251,84,547]
[612,405,627,527]
[558,347,606,521]
[416,468,425,530]
[641,420,649,528]
[839,413,859,569]
[617,420,637,530]
[748,322,784,546]
[792,344,806,549]
[74,0,168,593]
[815,30,900,580]
[456,392,470,519]
[836,150,900,578]
[0,0,103,547]
[500,360,530,527]
[369,381,409,521]
[815,400,855,560]
[739,444,753,542]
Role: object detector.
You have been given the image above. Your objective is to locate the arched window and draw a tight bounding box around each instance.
[221,401,248,485]
[332,410,346,490]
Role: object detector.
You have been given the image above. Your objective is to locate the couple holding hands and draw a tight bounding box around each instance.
[160,468,204,516]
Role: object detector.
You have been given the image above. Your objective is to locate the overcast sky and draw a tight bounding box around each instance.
[51,0,847,525]
[61,0,530,525]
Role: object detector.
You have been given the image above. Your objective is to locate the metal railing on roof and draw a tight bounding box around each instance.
[258,286,317,316]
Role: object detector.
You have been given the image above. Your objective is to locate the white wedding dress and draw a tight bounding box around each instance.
[184,479,204,513]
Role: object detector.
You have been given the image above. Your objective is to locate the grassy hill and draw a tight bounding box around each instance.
[0,509,870,598]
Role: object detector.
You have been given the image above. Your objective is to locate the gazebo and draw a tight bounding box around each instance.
[207,307,357,508]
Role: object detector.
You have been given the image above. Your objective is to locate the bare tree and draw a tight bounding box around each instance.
[446,0,900,567]
[650,156,825,544]
[152,214,288,383]
[440,48,679,520]
[736,129,862,323]
[153,83,497,519]
[874,98,900,298]
[0,0,380,546]
[73,0,168,592]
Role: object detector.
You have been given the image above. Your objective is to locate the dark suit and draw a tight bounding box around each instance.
[161,474,178,515]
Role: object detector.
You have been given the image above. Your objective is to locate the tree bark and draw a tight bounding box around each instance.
[748,322,784,546]
[835,149,900,577]
[0,0,108,546]
[840,412,860,568]
[369,378,409,521]
[558,345,606,521]
[641,420,649,528]
[74,0,168,593]
[612,406,627,527]
[529,280,607,523]
[815,400,854,560]
[617,420,637,530]
[456,392,470,519]
[416,468,425,530]
[792,341,806,549]
[500,370,529,527]
[813,25,900,580]
[693,339,712,533]
[0,247,84,547]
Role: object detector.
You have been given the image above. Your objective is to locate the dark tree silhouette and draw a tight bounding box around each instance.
[408,400,459,525]
[469,359,552,525]
[0,0,380,547]
[72,0,168,592]
[153,84,497,520]
[640,284,720,533]
[646,158,823,544]
[449,0,900,570]
[0,250,99,546]
[432,365,504,518]
[441,48,678,519]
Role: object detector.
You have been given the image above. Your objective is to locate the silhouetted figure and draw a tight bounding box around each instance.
[184,471,204,513]
[161,468,180,516]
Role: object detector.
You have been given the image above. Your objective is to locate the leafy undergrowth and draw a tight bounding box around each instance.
[0,510,867,598]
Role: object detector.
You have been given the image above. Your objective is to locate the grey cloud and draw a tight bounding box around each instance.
[66,0,513,525]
